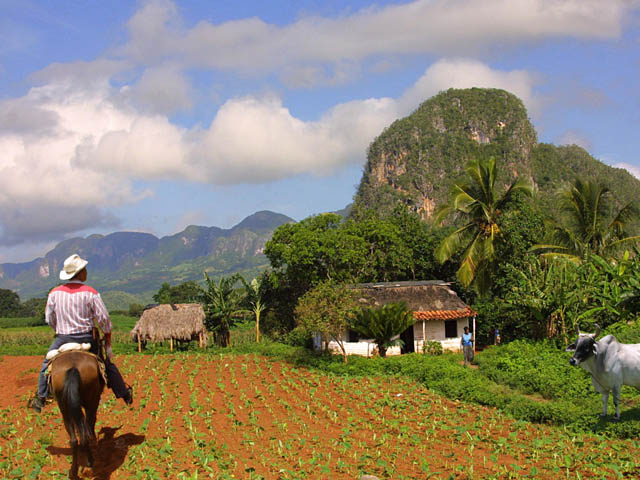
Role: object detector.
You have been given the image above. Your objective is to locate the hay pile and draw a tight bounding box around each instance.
[130,303,208,345]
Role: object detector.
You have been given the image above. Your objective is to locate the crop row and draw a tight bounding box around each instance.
[1,353,639,479]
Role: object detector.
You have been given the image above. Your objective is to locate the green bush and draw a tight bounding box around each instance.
[0,317,46,328]
[422,340,443,355]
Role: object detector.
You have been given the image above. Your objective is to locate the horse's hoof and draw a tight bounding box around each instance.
[612,416,620,422]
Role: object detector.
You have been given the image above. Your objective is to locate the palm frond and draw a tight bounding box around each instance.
[457,232,483,287]
[435,223,475,263]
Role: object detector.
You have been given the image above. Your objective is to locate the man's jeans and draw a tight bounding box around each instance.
[37,333,129,399]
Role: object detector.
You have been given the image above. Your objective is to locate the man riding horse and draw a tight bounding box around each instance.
[29,254,133,412]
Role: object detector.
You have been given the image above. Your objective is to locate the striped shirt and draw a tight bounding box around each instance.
[45,281,112,335]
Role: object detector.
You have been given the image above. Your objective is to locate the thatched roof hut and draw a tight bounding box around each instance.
[354,280,475,320]
[130,303,208,351]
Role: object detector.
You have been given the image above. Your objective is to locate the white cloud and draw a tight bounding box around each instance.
[398,59,539,115]
[119,0,630,84]
[189,94,398,184]
[0,57,540,245]
[0,80,144,245]
[120,64,194,115]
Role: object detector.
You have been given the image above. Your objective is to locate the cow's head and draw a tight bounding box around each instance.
[566,324,600,366]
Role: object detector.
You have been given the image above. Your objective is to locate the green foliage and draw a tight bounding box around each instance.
[532,178,640,260]
[294,280,359,361]
[350,302,415,357]
[0,289,21,317]
[0,290,46,319]
[422,340,443,355]
[435,156,533,295]
[354,88,537,219]
[153,281,201,304]
[128,303,146,317]
[0,317,46,328]
[503,251,640,342]
[199,274,245,347]
[239,277,267,342]
[264,208,455,334]
[0,314,136,355]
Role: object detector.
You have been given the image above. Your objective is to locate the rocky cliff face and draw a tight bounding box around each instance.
[354,87,640,220]
[354,88,539,220]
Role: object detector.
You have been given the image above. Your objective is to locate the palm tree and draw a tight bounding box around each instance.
[531,178,639,262]
[350,302,415,358]
[434,157,533,294]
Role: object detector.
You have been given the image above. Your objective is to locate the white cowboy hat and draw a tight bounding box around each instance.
[59,254,88,281]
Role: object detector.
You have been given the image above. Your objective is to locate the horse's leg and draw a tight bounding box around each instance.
[84,394,100,467]
[83,364,104,467]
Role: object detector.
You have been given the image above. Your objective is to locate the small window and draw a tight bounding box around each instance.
[444,320,458,338]
[348,330,360,342]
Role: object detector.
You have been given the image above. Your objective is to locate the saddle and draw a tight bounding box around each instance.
[46,346,108,390]
[46,342,92,361]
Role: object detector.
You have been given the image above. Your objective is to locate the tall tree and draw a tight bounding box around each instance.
[434,157,533,294]
[531,178,639,261]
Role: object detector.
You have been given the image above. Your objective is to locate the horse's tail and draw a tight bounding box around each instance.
[62,367,90,446]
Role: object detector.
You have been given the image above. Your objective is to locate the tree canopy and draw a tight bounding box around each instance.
[434,156,533,294]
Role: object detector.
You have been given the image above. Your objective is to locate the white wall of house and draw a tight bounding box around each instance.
[313,317,472,357]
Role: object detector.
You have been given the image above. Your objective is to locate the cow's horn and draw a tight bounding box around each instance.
[593,324,601,338]
[575,324,581,335]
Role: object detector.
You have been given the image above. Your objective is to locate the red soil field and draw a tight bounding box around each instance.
[1,354,638,479]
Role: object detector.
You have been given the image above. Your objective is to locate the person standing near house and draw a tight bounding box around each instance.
[29,254,133,412]
[461,326,474,366]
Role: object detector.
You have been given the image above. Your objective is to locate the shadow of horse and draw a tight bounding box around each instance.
[47,426,144,479]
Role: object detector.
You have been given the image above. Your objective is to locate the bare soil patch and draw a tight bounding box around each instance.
[1,354,638,479]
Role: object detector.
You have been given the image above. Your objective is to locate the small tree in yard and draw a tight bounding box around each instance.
[294,280,359,362]
[199,273,244,347]
[350,302,415,358]
[240,277,267,342]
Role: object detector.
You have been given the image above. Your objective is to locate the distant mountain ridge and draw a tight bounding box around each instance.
[0,211,294,308]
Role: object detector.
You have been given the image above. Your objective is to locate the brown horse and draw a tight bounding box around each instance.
[49,350,104,479]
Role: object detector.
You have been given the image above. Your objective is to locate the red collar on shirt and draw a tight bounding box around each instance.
[51,281,98,295]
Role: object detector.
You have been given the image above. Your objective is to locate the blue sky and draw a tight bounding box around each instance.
[1,0,639,263]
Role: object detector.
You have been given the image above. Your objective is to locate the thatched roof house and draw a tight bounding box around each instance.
[354,280,475,321]
[315,280,476,356]
[130,303,208,351]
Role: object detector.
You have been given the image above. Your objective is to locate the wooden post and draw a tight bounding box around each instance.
[170,337,174,351]
[472,316,476,353]
[137,334,141,353]
[422,320,426,353]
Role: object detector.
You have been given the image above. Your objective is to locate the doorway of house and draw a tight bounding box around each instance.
[400,325,415,354]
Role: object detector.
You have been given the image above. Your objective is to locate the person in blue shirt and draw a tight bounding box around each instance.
[461,326,474,366]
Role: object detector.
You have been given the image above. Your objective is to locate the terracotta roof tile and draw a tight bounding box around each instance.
[413,307,476,320]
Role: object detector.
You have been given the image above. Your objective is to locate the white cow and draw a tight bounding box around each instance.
[566,324,640,420]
